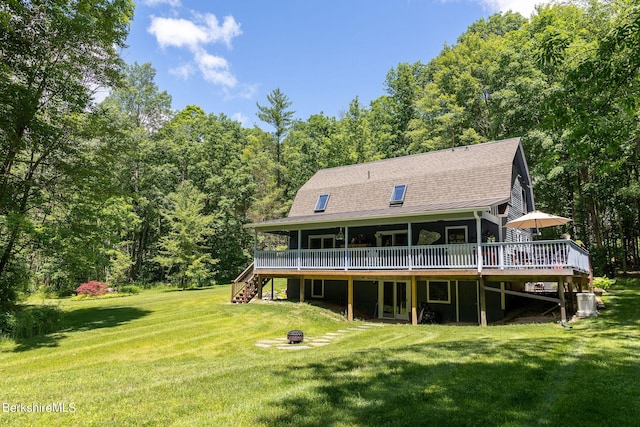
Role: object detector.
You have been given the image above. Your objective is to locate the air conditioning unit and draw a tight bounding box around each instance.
[576,293,598,317]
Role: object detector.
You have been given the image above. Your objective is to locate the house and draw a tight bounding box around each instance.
[234,137,591,326]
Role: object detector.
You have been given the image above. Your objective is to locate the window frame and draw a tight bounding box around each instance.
[427,280,451,304]
[314,194,330,212]
[310,279,325,298]
[389,184,407,206]
[445,226,468,244]
[308,234,336,249]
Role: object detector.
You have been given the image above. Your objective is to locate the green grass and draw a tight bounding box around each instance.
[1,285,639,426]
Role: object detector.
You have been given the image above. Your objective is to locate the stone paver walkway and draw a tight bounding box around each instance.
[255,323,386,350]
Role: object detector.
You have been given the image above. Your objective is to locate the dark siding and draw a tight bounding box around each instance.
[354,281,378,318]
[485,282,506,322]
[287,278,300,300]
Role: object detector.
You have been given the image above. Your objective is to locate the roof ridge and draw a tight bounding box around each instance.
[311,137,521,174]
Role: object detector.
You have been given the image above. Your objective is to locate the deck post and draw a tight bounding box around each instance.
[257,275,263,300]
[479,277,487,327]
[567,277,574,314]
[411,276,417,325]
[347,277,354,321]
[300,276,305,303]
[557,276,567,325]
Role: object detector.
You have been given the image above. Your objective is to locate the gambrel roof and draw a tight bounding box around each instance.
[249,137,533,230]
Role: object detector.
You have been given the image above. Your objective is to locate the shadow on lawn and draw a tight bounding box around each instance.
[258,291,640,426]
[11,306,151,353]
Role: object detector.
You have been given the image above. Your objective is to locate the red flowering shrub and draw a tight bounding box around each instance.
[75,281,108,296]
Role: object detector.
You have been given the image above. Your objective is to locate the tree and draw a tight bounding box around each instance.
[383,62,429,156]
[102,62,173,281]
[155,107,255,281]
[0,0,134,304]
[154,181,217,288]
[256,88,295,186]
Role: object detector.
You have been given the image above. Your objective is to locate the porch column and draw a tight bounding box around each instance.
[479,277,487,327]
[411,276,418,325]
[557,276,567,325]
[297,229,302,271]
[253,229,258,254]
[300,276,305,303]
[347,277,354,321]
[408,222,413,270]
[474,211,483,273]
[257,275,263,300]
[344,226,349,270]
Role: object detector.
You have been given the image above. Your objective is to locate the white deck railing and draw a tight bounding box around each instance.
[254,240,590,274]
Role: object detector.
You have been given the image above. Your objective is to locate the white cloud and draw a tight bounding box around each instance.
[195,49,237,88]
[237,83,259,100]
[231,112,250,126]
[199,13,242,48]
[148,13,243,90]
[169,63,195,80]
[477,0,553,17]
[148,14,241,50]
[142,0,181,7]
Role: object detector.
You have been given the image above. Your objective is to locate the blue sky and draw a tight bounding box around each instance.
[119,0,550,128]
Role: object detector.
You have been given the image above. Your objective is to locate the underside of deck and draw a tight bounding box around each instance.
[254,267,590,283]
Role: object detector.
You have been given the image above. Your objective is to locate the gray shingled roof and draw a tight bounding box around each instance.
[250,137,524,229]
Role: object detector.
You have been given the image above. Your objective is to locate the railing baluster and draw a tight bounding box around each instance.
[252,240,590,274]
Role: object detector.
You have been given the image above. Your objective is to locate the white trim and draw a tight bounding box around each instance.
[427,280,451,304]
[445,226,468,244]
[310,279,325,298]
[245,205,502,232]
[379,280,410,320]
[376,229,409,247]
[390,184,407,205]
[308,234,336,249]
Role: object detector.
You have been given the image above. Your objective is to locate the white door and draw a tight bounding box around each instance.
[379,281,410,320]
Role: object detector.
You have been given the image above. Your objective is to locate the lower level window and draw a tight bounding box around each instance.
[311,279,324,298]
[427,281,451,304]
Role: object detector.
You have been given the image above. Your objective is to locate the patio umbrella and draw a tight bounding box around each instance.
[505,210,572,229]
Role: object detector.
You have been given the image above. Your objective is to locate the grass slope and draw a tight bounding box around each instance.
[1,285,639,426]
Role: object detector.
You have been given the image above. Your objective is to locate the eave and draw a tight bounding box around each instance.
[245,197,509,232]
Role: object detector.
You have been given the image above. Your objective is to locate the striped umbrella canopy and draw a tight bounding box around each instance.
[505,210,572,229]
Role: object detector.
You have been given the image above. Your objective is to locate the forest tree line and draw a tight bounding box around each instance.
[1,0,639,307]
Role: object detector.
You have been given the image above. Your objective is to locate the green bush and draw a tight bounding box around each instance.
[593,276,615,290]
[16,305,63,339]
[118,285,142,294]
[0,311,17,337]
[0,305,63,339]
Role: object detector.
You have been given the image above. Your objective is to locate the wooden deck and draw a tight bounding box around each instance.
[253,240,590,279]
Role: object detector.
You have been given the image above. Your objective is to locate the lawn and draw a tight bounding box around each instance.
[1,283,639,426]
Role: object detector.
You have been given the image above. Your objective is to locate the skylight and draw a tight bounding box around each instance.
[390,184,407,206]
[315,194,329,212]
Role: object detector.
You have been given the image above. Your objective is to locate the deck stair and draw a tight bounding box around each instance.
[231,262,269,303]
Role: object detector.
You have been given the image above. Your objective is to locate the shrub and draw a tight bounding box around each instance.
[593,276,615,290]
[0,305,63,339]
[76,281,108,296]
[118,285,142,295]
[0,311,17,337]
